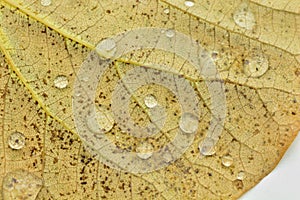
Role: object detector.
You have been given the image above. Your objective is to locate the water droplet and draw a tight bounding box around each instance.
[8,132,25,150]
[221,155,233,167]
[233,179,244,190]
[40,0,51,7]
[179,112,198,134]
[54,75,68,89]
[165,29,175,38]
[199,138,216,156]
[96,105,114,132]
[184,0,195,7]
[86,105,114,133]
[243,52,269,77]
[2,169,43,199]
[144,94,158,108]
[136,143,153,160]
[233,3,255,30]
[163,8,170,14]
[96,38,117,58]
[237,171,245,180]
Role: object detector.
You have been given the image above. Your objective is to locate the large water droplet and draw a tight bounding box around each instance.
[179,112,198,134]
[8,132,25,150]
[144,94,158,108]
[243,52,269,77]
[96,38,117,58]
[165,29,175,38]
[54,75,68,89]
[199,138,216,156]
[184,0,195,7]
[41,0,51,7]
[233,3,255,30]
[86,105,114,133]
[136,143,153,160]
[2,169,43,199]
[237,171,245,180]
[221,155,233,167]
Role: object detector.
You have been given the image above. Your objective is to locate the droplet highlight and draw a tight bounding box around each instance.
[54,75,68,89]
[96,38,117,58]
[163,8,170,14]
[144,94,158,108]
[165,29,175,38]
[40,0,51,7]
[136,143,154,160]
[179,112,198,134]
[8,132,25,150]
[243,52,269,77]
[221,155,233,167]
[184,0,195,7]
[233,3,255,30]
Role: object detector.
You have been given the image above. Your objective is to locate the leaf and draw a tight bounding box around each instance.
[0,0,299,199]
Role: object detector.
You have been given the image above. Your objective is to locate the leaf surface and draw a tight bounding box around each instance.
[0,0,299,199]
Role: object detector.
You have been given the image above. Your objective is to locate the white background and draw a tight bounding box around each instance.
[240,132,300,200]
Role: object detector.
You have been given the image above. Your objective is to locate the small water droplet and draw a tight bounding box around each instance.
[136,143,153,160]
[144,94,158,108]
[184,0,195,7]
[163,8,170,14]
[233,3,255,30]
[96,38,117,58]
[54,75,68,89]
[243,52,269,77]
[165,29,175,38]
[221,155,233,167]
[8,132,25,150]
[237,171,245,180]
[40,0,51,7]
[179,112,198,134]
[199,138,216,156]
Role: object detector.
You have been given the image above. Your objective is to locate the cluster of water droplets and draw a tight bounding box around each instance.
[73,27,227,173]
